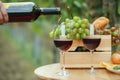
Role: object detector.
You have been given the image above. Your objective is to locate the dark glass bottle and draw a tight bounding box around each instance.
[3,2,61,22]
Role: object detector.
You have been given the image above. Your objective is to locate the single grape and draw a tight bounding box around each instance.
[73,16,80,22]
[78,28,84,33]
[81,24,87,29]
[54,30,58,37]
[69,25,74,29]
[81,33,87,38]
[78,20,82,25]
[112,36,116,41]
[75,33,81,39]
[81,19,89,24]
[74,23,79,28]
[66,33,71,39]
[114,39,120,44]
[66,28,71,33]
[112,31,118,37]
[49,30,54,38]
[84,29,90,35]
[65,18,70,23]
[56,27,61,36]
[86,23,90,29]
[111,27,117,32]
[72,28,77,35]
[70,20,75,24]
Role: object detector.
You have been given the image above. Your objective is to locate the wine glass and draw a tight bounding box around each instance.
[53,23,73,76]
[82,35,101,74]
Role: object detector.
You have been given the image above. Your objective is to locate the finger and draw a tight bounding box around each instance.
[0,11,4,24]
[1,6,9,22]
[0,1,9,22]
[0,1,4,24]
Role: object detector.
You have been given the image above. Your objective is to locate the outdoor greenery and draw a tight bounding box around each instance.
[0,0,120,80]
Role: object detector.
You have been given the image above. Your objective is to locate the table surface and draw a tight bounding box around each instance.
[34,63,120,80]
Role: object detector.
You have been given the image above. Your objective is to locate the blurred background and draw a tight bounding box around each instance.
[0,0,120,80]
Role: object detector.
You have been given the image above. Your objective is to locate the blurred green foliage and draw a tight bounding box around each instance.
[0,0,120,67]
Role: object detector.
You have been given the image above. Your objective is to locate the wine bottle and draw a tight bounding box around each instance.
[3,2,61,22]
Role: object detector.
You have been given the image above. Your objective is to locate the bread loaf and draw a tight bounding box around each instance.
[93,17,109,30]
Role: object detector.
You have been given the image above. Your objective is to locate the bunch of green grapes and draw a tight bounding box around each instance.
[49,16,90,40]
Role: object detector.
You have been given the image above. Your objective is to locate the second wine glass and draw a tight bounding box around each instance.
[82,36,101,74]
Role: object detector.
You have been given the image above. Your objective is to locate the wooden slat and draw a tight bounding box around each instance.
[60,52,111,68]
[69,35,111,51]
[96,35,111,51]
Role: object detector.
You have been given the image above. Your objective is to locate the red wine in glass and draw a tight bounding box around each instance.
[82,37,101,74]
[54,39,73,51]
[82,38,101,51]
[54,39,73,76]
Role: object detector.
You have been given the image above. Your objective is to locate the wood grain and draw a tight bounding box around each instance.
[34,63,120,80]
[60,35,111,68]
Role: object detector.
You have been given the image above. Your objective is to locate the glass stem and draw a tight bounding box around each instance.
[62,51,66,71]
[90,50,95,74]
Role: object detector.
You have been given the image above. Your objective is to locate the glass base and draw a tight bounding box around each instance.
[90,67,96,74]
[57,70,70,76]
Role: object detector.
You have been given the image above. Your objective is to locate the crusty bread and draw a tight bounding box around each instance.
[93,17,109,30]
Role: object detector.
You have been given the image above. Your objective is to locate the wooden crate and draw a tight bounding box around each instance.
[60,35,111,68]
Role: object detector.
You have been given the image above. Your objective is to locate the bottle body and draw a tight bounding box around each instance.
[3,2,61,22]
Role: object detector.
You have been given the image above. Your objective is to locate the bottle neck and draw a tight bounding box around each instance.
[39,8,61,15]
